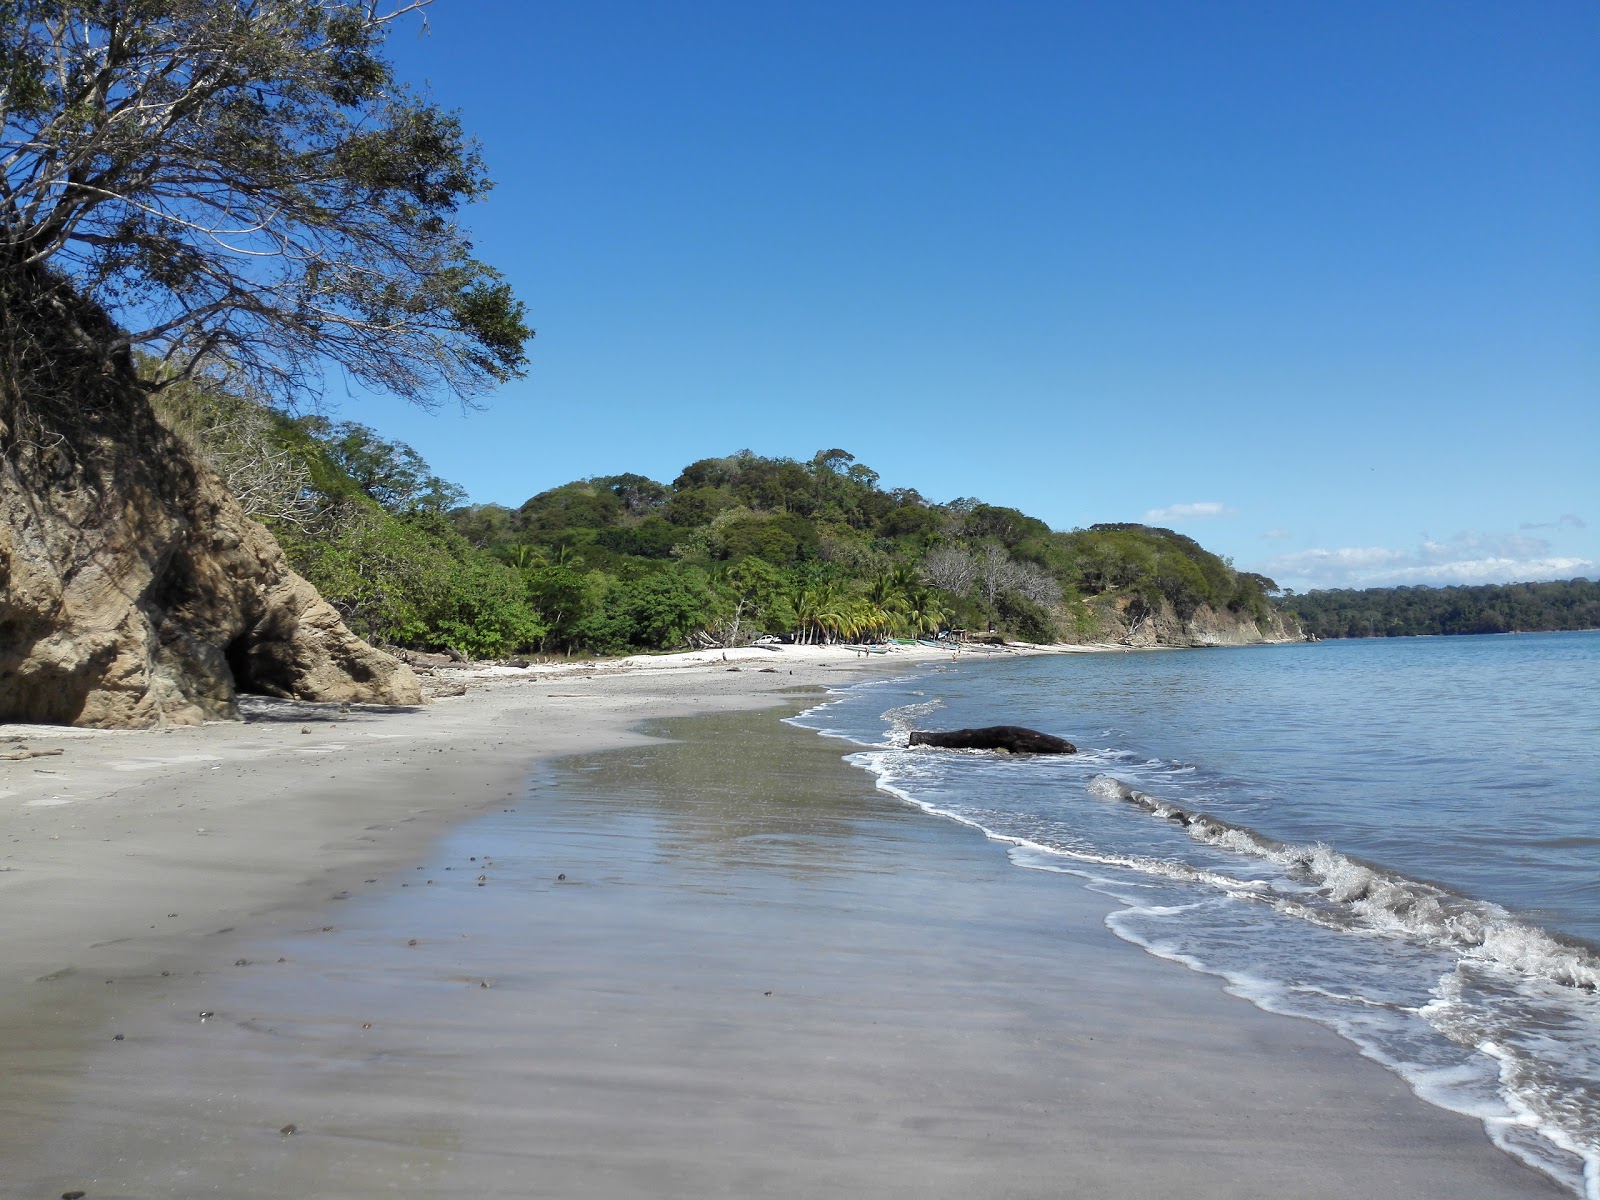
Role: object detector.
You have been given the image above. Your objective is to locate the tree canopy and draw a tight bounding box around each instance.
[147,371,1288,659]
[1,0,531,406]
[1284,580,1600,638]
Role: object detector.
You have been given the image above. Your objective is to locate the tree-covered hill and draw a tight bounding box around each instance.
[158,390,1293,658]
[1283,579,1600,639]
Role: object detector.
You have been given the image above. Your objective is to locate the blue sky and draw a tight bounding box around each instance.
[348,0,1598,592]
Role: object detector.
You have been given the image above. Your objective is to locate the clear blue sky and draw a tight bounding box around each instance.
[348,0,1597,592]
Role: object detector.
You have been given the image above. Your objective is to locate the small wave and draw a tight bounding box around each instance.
[832,673,1600,1198]
[1086,774,1600,995]
[881,699,947,746]
[858,758,1278,903]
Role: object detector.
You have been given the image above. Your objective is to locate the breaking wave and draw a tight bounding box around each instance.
[787,653,1600,1200]
[1085,774,1600,994]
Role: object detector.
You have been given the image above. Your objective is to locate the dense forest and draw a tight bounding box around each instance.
[1283,579,1600,639]
[155,381,1285,658]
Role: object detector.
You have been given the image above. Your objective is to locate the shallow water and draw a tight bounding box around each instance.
[791,632,1600,1199]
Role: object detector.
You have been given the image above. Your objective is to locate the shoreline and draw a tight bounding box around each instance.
[0,643,941,993]
[0,640,1566,1197]
[0,643,940,1169]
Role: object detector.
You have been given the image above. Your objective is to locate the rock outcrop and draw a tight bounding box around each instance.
[910,726,1077,754]
[1075,595,1303,649]
[0,297,421,727]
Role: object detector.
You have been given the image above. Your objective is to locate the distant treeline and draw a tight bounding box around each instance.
[1283,579,1599,639]
[152,375,1285,657]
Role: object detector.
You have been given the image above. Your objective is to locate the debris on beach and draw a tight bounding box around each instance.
[909,726,1076,755]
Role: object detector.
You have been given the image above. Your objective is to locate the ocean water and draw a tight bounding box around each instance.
[790,632,1600,1199]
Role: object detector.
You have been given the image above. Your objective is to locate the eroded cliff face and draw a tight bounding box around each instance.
[0,323,421,727]
[1078,595,1303,648]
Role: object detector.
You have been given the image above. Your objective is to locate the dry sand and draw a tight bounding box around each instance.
[0,643,1569,1198]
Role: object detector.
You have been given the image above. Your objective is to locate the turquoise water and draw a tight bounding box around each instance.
[793,632,1600,1198]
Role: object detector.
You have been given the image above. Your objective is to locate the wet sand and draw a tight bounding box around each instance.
[0,684,1568,1199]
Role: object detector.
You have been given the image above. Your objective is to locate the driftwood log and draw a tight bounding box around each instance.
[909,726,1076,754]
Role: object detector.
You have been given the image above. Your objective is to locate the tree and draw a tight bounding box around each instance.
[149,366,319,526]
[812,448,855,475]
[1,1,530,407]
[308,419,464,513]
[921,545,978,594]
[975,542,1061,610]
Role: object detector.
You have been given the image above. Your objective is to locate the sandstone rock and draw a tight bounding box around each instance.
[0,339,421,728]
[1068,595,1302,649]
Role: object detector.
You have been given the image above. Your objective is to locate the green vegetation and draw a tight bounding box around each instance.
[1284,580,1600,639]
[158,390,1286,658]
[2,2,530,413]
[0,5,1284,667]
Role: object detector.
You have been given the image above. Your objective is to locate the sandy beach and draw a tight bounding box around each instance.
[0,643,1568,1198]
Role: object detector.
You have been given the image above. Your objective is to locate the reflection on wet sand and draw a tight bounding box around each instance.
[5,707,1567,1200]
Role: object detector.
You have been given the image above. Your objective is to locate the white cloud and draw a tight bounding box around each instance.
[1520,513,1587,531]
[1263,529,1600,590]
[1143,501,1237,523]
[1260,528,1293,540]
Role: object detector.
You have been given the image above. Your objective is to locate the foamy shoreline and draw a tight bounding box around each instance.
[0,641,1568,1197]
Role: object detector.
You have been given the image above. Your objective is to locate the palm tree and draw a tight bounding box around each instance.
[902,587,947,638]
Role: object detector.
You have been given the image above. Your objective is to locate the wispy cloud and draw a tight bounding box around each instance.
[1263,529,1600,590]
[1260,528,1293,540]
[1519,513,1587,531]
[1143,501,1236,523]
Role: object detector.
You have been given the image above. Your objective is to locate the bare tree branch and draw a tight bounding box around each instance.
[2,0,531,410]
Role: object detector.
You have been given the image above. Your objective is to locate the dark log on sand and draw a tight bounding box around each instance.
[908,726,1076,754]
